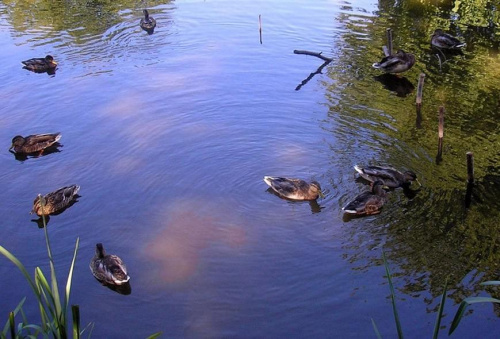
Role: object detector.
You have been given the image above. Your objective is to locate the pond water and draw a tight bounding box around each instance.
[1,0,500,337]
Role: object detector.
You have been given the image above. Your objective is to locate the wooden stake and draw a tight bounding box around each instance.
[259,15,262,44]
[386,28,393,56]
[436,106,444,163]
[416,73,425,107]
[466,152,474,184]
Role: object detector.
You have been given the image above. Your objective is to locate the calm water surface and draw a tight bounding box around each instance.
[1,0,500,338]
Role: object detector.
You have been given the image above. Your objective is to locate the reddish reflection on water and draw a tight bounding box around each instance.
[145,199,247,284]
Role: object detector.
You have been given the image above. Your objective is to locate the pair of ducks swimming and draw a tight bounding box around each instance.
[10,134,129,287]
[264,165,419,216]
[21,9,157,73]
[372,28,466,74]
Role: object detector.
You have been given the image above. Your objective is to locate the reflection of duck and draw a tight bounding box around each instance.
[31,185,80,216]
[342,181,388,215]
[264,176,324,201]
[431,29,466,50]
[90,243,130,285]
[354,165,419,188]
[372,50,415,74]
[140,9,156,33]
[22,55,57,73]
[373,73,415,97]
[10,133,61,154]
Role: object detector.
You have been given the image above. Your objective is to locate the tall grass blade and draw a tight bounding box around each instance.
[480,281,500,286]
[65,238,80,314]
[2,297,25,336]
[432,278,448,339]
[371,318,383,339]
[8,312,15,339]
[382,251,404,339]
[71,305,80,339]
[449,297,500,335]
[145,332,163,339]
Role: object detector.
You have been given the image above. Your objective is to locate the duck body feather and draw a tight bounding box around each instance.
[431,29,466,49]
[140,9,156,31]
[90,243,130,285]
[31,185,80,216]
[10,133,61,154]
[264,176,322,201]
[22,55,57,72]
[343,181,387,215]
[354,165,418,188]
[372,50,415,74]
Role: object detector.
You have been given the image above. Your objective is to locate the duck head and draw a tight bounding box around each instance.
[310,181,325,198]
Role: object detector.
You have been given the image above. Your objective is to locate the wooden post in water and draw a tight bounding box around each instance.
[465,152,474,207]
[259,15,262,44]
[466,152,474,184]
[436,106,444,163]
[386,28,393,56]
[416,73,425,128]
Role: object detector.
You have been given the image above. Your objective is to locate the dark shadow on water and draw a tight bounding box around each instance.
[373,74,415,97]
[265,188,323,213]
[23,66,57,76]
[10,143,63,162]
[94,277,132,295]
[30,195,80,228]
[142,27,155,35]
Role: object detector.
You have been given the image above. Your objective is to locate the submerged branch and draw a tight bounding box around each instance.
[293,50,333,62]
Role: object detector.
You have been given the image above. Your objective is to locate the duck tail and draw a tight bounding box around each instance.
[354,165,364,174]
[263,176,274,187]
[54,133,62,142]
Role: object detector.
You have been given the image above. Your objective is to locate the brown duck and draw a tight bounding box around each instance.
[10,133,61,154]
[31,185,80,216]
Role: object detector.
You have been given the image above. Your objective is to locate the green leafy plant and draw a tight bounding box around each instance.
[0,196,82,338]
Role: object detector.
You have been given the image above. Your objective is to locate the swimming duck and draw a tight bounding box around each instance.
[431,29,466,50]
[372,50,415,74]
[342,181,388,215]
[264,176,324,201]
[140,9,156,32]
[90,243,130,285]
[21,55,57,72]
[10,133,61,154]
[354,165,419,188]
[31,185,80,216]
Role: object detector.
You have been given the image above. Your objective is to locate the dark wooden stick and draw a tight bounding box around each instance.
[293,50,333,62]
[416,73,425,107]
[386,28,393,56]
[466,152,474,184]
[259,15,262,44]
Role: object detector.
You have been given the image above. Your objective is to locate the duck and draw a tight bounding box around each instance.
[372,50,415,74]
[10,133,61,154]
[140,9,156,32]
[354,165,419,188]
[21,55,57,72]
[90,243,130,285]
[342,181,388,215]
[431,29,466,50]
[31,185,80,216]
[263,176,324,201]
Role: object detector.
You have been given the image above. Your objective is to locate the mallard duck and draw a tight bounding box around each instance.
[10,133,61,154]
[431,29,466,50]
[140,9,156,32]
[354,165,419,188]
[264,176,324,201]
[372,50,415,74]
[21,55,57,72]
[342,181,388,215]
[90,243,130,285]
[31,185,80,216]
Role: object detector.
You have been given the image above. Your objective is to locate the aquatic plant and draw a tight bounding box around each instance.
[0,197,84,338]
[373,252,500,338]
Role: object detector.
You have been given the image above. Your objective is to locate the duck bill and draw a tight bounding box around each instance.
[9,143,14,151]
[318,191,325,199]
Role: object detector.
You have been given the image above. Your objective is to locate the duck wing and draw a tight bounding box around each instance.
[45,185,80,210]
[24,133,61,152]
